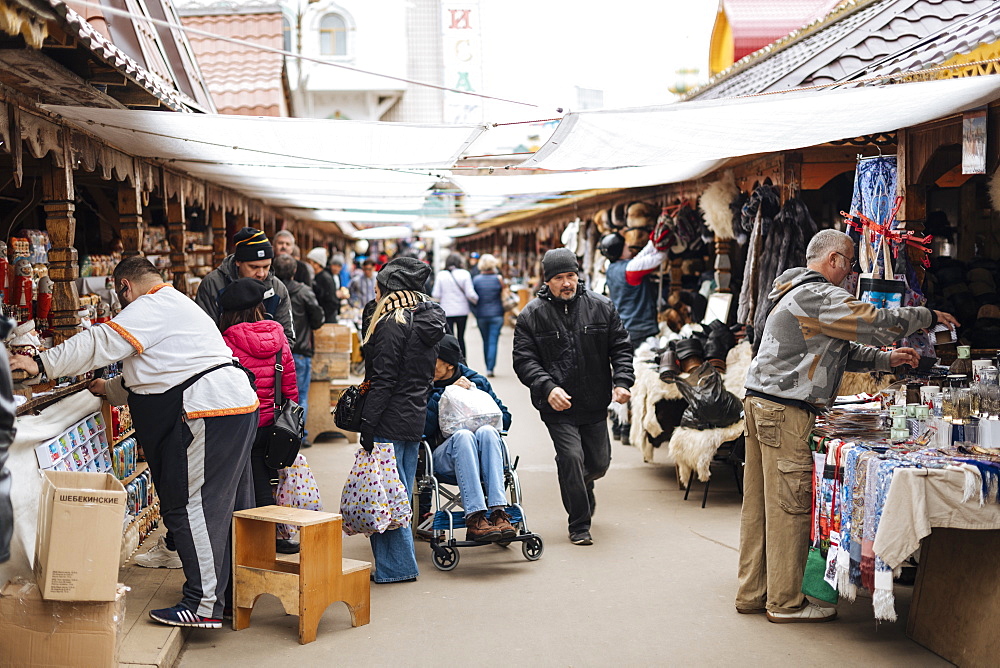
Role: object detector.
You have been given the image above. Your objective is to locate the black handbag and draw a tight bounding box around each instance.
[264,350,305,469]
[334,380,370,432]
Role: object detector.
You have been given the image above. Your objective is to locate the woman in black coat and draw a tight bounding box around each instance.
[360,257,446,583]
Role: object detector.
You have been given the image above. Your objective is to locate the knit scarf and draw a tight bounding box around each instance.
[363,290,425,344]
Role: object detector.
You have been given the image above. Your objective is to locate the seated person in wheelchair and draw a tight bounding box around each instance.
[424,335,513,543]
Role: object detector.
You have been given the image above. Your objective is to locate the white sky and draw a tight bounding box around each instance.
[472,0,720,151]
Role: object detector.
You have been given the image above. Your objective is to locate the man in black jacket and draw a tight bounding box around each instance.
[513,248,634,546]
[306,247,339,323]
[273,255,324,447]
[195,227,294,344]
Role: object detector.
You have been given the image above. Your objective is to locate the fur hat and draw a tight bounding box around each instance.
[219,278,267,312]
[306,247,328,268]
[377,256,430,293]
[542,248,579,281]
[233,227,273,262]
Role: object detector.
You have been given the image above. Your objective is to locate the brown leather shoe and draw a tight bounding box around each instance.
[490,509,517,540]
[466,511,501,542]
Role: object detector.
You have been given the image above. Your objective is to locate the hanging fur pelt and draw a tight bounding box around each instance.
[752,196,818,338]
[990,170,1000,210]
[699,171,738,240]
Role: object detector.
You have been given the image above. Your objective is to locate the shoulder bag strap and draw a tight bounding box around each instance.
[274,349,284,409]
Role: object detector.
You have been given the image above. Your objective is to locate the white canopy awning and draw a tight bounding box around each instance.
[520,76,1000,170]
[450,162,722,197]
[42,105,482,222]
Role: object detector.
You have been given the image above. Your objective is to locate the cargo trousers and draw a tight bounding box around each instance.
[736,396,816,614]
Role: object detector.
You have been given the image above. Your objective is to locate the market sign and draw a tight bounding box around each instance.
[442,1,483,125]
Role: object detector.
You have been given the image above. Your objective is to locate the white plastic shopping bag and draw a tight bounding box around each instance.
[438,385,502,438]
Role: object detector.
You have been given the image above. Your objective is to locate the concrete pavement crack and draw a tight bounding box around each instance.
[689,529,738,552]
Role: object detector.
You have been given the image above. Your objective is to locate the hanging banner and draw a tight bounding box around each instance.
[962,105,987,175]
[442,0,483,125]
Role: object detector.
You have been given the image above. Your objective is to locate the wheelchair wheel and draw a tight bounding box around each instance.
[522,535,543,561]
[432,546,459,571]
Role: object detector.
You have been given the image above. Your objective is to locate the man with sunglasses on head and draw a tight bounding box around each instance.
[11,256,259,630]
[738,229,959,624]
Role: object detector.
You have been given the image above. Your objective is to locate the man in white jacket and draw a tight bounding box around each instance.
[11,256,259,629]
[432,253,478,356]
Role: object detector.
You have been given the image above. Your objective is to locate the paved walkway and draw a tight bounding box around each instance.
[178,324,946,667]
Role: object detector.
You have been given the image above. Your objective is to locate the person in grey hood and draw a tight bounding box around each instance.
[738,229,958,624]
[360,256,447,583]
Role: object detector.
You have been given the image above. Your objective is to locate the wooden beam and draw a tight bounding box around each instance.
[118,181,144,256]
[166,193,188,294]
[41,150,81,343]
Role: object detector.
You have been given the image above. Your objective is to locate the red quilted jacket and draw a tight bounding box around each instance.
[223,320,298,427]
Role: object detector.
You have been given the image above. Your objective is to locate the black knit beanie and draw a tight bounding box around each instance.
[218,278,268,312]
[542,248,580,281]
[233,227,274,262]
[437,334,463,366]
[377,257,430,294]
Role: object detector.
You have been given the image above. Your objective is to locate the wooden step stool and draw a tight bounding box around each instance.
[232,505,371,644]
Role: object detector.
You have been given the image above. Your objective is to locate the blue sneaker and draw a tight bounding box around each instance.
[149,605,222,629]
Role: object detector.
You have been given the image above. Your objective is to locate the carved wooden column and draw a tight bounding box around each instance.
[714,238,732,292]
[42,151,81,344]
[118,182,144,256]
[166,193,188,294]
[210,205,226,266]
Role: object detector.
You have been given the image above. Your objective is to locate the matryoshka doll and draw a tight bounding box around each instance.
[36,276,53,329]
[0,241,10,306]
[95,301,111,324]
[14,258,33,322]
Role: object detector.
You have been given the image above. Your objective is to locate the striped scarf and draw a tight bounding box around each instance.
[363,290,426,344]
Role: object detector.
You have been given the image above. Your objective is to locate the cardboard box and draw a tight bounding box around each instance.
[0,579,126,667]
[311,351,351,380]
[313,323,353,353]
[34,471,126,601]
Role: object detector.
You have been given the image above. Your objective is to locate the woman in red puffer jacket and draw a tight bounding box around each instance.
[218,278,299,552]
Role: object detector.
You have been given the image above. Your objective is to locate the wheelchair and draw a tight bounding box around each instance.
[416,431,544,571]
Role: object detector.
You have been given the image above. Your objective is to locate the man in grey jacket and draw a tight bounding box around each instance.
[195,227,294,345]
[738,229,958,624]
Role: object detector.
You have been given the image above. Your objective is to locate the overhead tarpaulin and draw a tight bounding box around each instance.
[41,105,480,215]
[521,75,1000,171]
[450,161,721,197]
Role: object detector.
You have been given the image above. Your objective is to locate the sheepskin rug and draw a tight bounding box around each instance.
[669,420,746,487]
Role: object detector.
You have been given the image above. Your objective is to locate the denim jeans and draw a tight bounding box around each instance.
[369,438,419,583]
[432,426,505,515]
[477,316,503,373]
[292,354,311,437]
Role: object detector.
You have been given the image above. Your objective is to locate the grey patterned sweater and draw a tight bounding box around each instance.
[744,267,933,409]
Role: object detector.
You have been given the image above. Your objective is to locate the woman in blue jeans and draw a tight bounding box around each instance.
[360,257,446,583]
[471,254,505,377]
[424,335,513,541]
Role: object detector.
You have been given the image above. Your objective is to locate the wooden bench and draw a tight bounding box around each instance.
[232,506,371,644]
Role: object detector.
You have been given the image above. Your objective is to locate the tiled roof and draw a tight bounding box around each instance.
[182,12,287,116]
[43,0,201,111]
[688,0,996,100]
[722,0,844,61]
[839,3,1000,81]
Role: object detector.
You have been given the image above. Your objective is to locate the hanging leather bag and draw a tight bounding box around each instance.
[264,349,306,469]
[334,380,370,432]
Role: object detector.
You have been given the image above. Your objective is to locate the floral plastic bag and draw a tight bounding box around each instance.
[438,385,502,438]
[340,442,412,537]
[273,453,323,541]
